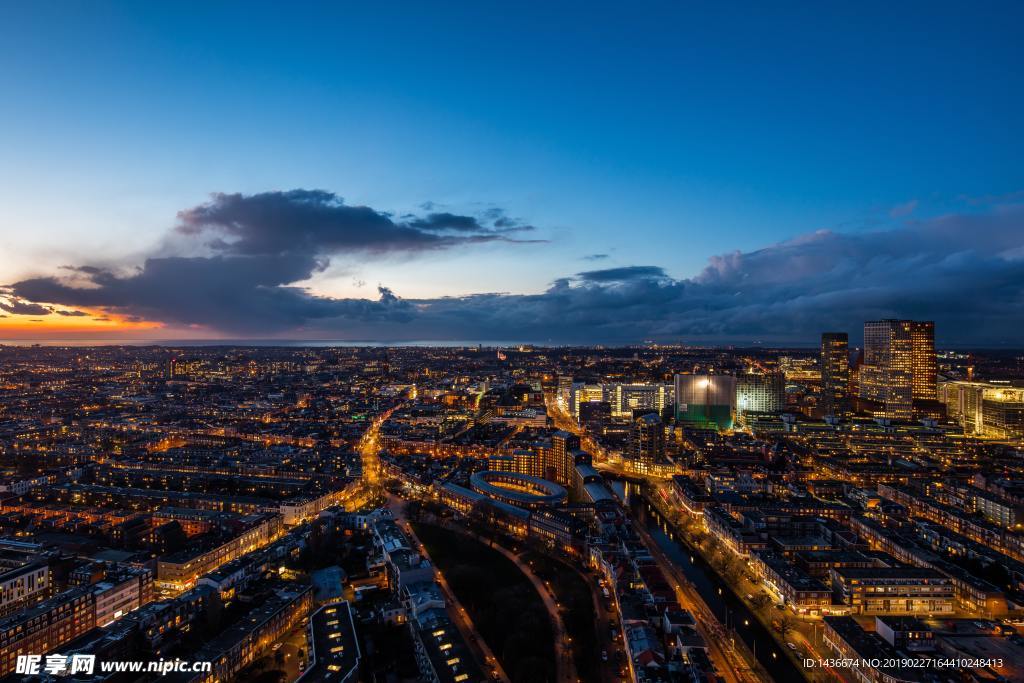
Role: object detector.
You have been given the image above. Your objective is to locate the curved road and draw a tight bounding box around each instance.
[480,540,579,683]
[390,496,512,683]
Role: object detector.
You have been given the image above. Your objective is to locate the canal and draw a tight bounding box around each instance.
[612,480,805,682]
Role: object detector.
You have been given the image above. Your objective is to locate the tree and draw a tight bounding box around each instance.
[778,615,795,637]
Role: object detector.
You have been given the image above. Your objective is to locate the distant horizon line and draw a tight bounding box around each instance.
[1,338,1022,352]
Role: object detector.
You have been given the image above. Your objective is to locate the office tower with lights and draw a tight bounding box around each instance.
[910,321,937,401]
[674,374,737,429]
[981,388,1024,439]
[859,320,938,420]
[736,372,785,414]
[939,381,988,434]
[628,412,665,472]
[568,383,604,418]
[820,332,849,416]
[543,430,579,485]
[602,383,674,419]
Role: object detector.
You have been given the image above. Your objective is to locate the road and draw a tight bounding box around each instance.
[631,515,769,683]
[358,406,399,486]
[546,391,763,681]
[389,494,511,683]
[645,485,852,683]
[362,407,506,682]
[474,538,580,683]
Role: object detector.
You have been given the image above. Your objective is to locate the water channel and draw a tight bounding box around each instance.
[610,479,806,682]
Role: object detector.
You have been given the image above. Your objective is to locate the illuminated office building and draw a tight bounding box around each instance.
[934,380,1024,437]
[568,382,672,420]
[939,381,988,434]
[674,374,737,429]
[820,332,849,416]
[604,383,674,418]
[736,372,785,414]
[859,320,925,419]
[981,387,1024,439]
[628,412,665,472]
[568,383,604,417]
[910,321,937,400]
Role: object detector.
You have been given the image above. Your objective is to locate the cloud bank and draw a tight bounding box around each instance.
[5,191,1024,344]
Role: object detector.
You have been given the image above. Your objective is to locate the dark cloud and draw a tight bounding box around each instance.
[0,297,51,316]
[575,266,668,283]
[6,194,1024,344]
[54,309,89,317]
[582,253,609,261]
[175,190,539,257]
[4,190,543,334]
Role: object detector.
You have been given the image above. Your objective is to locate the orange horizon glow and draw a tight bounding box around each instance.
[0,306,165,338]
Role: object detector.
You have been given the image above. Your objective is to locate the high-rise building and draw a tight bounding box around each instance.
[568,383,604,418]
[938,381,987,434]
[736,372,785,414]
[859,320,914,419]
[820,332,849,416]
[910,321,937,401]
[674,374,737,429]
[556,374,574,405]
[981,388,1024,439]
[859,320,935,419]
[603,383,674,419]
[628,412,665,473]
[543,430,580,485]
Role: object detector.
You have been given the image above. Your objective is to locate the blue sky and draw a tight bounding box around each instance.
[1,2,1022,343]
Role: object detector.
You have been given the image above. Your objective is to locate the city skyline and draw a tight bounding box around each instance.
[3,6,1024,681]
[2,3,1023,345]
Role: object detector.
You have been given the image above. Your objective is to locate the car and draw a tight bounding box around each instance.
[786,642,798,651]
[601,650,608,662]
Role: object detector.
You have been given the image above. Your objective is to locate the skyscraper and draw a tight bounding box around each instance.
[674,374,737,429]
[736,372,785,414]
[910,321,937,401]
[820,332,849,416]
[628,412,665,473]
[859,320,935,419]
[544,430,580,484]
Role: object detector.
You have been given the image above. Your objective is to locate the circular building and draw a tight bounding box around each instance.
[469,470,568,509]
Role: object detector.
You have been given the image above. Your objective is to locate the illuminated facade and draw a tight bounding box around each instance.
[605,383,673,418]
[859,320,923,419]
[910,321,937,400]
[736,372,785,414]
[981,388,1024,439]
[674,374,736,429]
[820,332,849,416]
[938,382,1024,439]
[627,412,665,473]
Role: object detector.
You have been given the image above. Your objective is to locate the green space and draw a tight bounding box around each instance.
[520,550,603,683]
[412,523,556,683]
